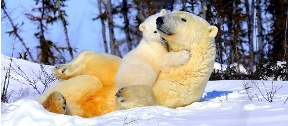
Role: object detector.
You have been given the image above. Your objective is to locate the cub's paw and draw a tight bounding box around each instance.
[115,85,159,110]
[42,91,67,114]
[176,50,191,65]
[54,64,69,80]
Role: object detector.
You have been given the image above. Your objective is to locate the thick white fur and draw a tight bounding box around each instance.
[38,51,121,117]
[54,50,121,86]
[38,10,218,117]
[37,75,103,116]
[115,9,190,89]
[152,11,218,108]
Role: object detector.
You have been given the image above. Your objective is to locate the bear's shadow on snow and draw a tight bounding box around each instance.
[200,90,233,101]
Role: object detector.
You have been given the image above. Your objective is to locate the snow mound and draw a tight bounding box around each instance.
[1,55,288,126]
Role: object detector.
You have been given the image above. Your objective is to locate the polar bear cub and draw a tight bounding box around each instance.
[115,9,191,89]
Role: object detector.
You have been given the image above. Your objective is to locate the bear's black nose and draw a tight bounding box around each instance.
[156,17,164,26]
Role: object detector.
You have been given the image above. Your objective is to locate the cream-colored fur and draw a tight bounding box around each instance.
[38,10,218,118]
[54,50,121,86]
[115,85,159,110]
[116,10,218,109]
[152,11,218,108]
[38,75,103,116]
[37,51,121,118]
[116,9,190,89]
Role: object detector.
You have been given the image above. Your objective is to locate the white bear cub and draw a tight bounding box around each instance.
[116,9,191,89]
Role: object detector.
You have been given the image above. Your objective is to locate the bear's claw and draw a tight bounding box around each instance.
[54,65,67,73]
[115,87,124,97]
[61,68,67,73]
[54,64,70,79]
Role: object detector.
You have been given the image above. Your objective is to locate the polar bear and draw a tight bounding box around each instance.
[38,10,218,118]
[38,51,121,117]
[116,9,190,89]
[116,10,218,109]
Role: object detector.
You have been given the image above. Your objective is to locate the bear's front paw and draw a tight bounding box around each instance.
[42,91,67,114]
[115,85,159,110]
[177,50,191,65]
[54,64,69,79]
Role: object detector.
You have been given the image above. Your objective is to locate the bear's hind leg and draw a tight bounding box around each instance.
[115,85,159,110]
[42,91,67,114]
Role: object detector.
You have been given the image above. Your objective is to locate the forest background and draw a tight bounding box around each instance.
[1,0,288,80]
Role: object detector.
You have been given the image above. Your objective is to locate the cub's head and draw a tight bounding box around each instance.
[156,11,218,51]
[139,9,167,42]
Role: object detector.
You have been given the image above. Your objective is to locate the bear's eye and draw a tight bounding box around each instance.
[181,18,186,22]
[154,31,157,33]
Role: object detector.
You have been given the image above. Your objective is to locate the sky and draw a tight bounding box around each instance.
[1,0,109,61]
[1,0,269,65]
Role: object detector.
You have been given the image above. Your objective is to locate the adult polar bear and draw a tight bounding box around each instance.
[38,10,218,118]
[116,10,218,109]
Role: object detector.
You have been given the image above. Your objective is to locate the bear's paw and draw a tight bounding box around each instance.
[42,91,67,114]
[54,64,68,78]
[115,85,159,110]
[175,50,191,65]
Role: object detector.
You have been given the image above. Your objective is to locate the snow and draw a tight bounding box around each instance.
[1,55,288,126]
[1,1,288,125]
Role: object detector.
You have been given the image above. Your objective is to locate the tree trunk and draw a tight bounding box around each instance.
[181,0,187,11]
[285,8,288,80]
[256,0,263,61]
[201,0,207,19]
[97,0,108,53]
[59,10,74,59]
[121,0,132,51]
[246,0,255,71]
[106,0,116,55]
[229,1,236,66]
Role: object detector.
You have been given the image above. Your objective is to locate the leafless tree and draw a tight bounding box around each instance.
[245,0,255,71]
[107,0,121,57]
[95,0,109,53]
[121,0,132,51]
[1,0,35,62]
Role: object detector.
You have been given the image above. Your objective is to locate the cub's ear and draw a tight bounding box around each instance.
[160,9,167,15]
[207,25,218,38]
[139,23,145,32]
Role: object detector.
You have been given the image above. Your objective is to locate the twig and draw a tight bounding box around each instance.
[251,81,283,102]
[6,58,55,95]
[1,57,13,103]
[123,115,138,126]
[242,81,253,100]
[284,97,288,104]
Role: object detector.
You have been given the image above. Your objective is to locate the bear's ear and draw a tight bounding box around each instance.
[139,23,145,31]
[160,9,167,15]
[207,26,218,38]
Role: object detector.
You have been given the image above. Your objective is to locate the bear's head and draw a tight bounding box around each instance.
[139,9,167,42]
[156,11,218,51]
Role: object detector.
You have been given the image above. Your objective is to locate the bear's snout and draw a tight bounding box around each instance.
[156,16,174,35]
[156,17,164,26]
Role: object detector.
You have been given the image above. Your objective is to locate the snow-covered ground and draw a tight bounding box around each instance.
[2,1,287,125]
[1,55,288,126]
